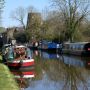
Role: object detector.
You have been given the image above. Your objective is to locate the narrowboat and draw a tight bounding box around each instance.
[2,45,34,69]
[38,40,60,52]
[62,42,90,56]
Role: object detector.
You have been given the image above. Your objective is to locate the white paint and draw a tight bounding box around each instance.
[15,75,35,78]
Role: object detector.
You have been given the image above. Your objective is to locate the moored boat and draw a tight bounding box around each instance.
[62,42,90,56]
[38,40,60,52]
[3,45,34,69]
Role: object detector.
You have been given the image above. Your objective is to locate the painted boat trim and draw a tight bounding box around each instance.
[7,59,34,63]
[7,61,34,67]
[15,75,35,78]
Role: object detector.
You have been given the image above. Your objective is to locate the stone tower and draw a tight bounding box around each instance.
[26,12,42,31]
[26,12,42,42]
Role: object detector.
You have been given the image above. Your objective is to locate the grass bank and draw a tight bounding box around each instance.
[0,64,19,90]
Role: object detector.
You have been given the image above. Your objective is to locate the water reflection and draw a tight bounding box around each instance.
[16,78,29,89]
[33,50,86,67]
[31,50,90,90]
[11,50,90,90]
[10,67,35,90]
[43,60,89,90]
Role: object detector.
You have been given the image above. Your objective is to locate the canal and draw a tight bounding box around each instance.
[10,50,90,90]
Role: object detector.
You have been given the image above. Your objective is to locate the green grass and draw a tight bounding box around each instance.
[0,64,19,90]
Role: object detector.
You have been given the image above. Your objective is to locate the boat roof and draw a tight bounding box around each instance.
[14,45,26,48]
[3,44,11,47]
[64,42,89,45]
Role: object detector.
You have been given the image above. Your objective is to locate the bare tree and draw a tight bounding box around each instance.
[11,7,26,29]
[51,0,90,42]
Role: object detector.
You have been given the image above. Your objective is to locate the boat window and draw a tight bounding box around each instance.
[26,48,32,59]
[75,45,78,50]
[7,47,14,60]
[75,45,77,50]
[80,44,84,50]
[79,44,81,50]
[70,45,73,49]
[73,45,75,50]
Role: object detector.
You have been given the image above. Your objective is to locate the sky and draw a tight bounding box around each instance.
[2,0,50,28]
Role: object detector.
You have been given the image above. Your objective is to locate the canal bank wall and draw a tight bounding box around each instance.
[0,63,19,90]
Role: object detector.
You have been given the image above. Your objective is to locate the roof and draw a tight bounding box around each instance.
[3,44,11,47]
[15,45,26,48]
[64,42,89,45]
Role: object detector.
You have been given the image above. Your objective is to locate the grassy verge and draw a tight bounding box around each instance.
[0,64,19,90]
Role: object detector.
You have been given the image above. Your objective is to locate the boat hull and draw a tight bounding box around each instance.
[7,59,34,69]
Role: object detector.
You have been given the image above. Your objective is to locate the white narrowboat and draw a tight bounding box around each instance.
[62,42,90,56]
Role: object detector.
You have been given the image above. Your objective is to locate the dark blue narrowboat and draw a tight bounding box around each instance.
[38,40,60,52]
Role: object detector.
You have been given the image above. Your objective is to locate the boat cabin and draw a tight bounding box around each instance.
[3,45,32,61]
[63,42,90,51]
[62,42,90,56]
[14,45,32,60]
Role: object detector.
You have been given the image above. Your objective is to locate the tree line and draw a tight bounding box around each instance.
[0,0,90,43]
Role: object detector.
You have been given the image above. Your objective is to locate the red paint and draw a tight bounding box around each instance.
[7,61,34,67]
[12,71,34,75]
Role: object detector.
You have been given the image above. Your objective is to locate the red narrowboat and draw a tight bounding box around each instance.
[3,45,34,69]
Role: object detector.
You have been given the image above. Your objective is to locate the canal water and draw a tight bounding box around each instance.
[10,50,90,90]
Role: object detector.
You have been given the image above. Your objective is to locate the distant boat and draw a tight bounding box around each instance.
[62,42,90,56]
[38,40,60,51]
[2,45,34,69]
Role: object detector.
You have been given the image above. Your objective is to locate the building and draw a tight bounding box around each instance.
[26,12,42,42]
[26,12,42,31]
